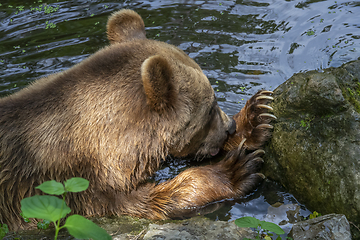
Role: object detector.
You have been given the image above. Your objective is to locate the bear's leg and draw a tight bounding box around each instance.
[224,90,276,151]
[122,140,264,220]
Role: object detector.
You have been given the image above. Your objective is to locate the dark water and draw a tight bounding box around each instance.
[1,0,360,234]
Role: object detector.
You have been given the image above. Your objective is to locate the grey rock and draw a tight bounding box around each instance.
[141,217,255,240]
[263,59,360,225]
[289,214,351,240]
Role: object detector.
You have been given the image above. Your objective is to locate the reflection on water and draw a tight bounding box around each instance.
[0,0,359,228]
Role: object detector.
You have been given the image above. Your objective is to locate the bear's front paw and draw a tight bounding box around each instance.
[224,90,276,151]
[220,139,265,195]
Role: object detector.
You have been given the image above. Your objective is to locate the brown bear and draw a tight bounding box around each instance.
[0,9,274,231]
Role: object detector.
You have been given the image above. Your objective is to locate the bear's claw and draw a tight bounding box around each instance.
[259,113,277,119]
[256,95,274,101]
[259,90,273,95]
[257,104,273,111]
[257,173,266,179]
[251,149,265,156]
[237,138,247,151]
[256,123,274,129]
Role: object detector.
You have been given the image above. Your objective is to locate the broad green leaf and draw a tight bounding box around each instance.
[64,178,89,193]
[234,216,260,228]
[21,195,71,222]
[36,180,65,195]
[64,215,111,240]
[260,221,285,235]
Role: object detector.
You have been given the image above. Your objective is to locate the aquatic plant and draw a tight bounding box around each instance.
[309,211,321,219]
[300,116,314,130]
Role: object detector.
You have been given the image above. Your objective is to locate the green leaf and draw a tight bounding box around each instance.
[309,211,321,219]
[259,221,285,235]
[20,212,31,222]
[0,224,9,239]
[36,180,65,195]
[21,195,71,222]
[64,178,89,192]
[64,215,111,240]
[37,219,51,229]
[234,216,260,228]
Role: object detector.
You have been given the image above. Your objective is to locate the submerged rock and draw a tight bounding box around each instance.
[263,59,360,226]
[289,214,351,240]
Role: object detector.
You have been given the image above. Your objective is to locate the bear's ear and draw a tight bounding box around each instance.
[141,55,177,113]
[107,9,146,44]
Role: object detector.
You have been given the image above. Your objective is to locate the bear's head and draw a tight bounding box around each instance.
[104,9,236,160]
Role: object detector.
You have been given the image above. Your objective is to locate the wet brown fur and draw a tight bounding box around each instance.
[0,9,269,230]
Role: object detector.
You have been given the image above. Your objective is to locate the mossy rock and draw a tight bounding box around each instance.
[263,59,360,226]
